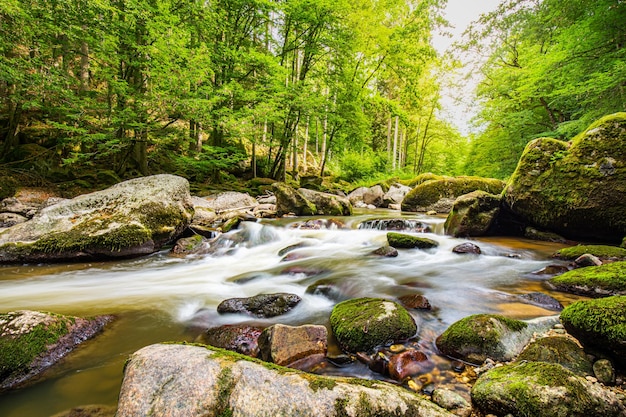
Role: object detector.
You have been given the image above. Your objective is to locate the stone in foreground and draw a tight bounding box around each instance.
[116,343,454,417]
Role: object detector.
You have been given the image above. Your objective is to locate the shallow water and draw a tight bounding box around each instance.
[0,210,577,416]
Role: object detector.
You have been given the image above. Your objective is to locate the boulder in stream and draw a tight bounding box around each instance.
[503,112,626,241]
[116,343,455,417]
[471,361,626,417]
[559,296,626,367]
[516,336,593,376]
[0,174,194,263]
[330,298,417,353]
[0,310,113,392]
[546,261,626,297]
[217,293,302,318]
[387,232,438,249]
[258,324,327,367]
[196,324,264,358]
[552,244,626,262]
[444,190,501,237]
[299,188,352,216]
[435,314,558,365]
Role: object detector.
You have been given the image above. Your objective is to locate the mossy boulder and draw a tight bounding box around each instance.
[330,298,418,353]
[299,188,352,216]
[435,314,558,365]
[116,343,455,417]
[559,296,626,367]
[517,336,593,376]
[0,174,194,264]
[444,190,501,237]
[471,362,626,417]
[504,113,626,241]
[0,310,113,392]
[272,182,317,216]
[401,176,505,213]
[387,232,438,249]
[547,261,626,297]
[553,244,626,261]
[0,175,18,200]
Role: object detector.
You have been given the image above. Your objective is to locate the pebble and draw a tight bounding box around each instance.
[585,376,598,383]
[554,323,564,329]
[553,329,566,334]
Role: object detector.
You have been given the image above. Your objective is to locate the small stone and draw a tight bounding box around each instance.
[407,379,421,392]
[388,349,433,381]
[426,210,437,215]
[452,242,482,254]
[389,344,406,353]
[371,245,399,257]
[573,253,603,267]
[257,324,327,367]
[593,359,616,385]
[217,293,302,318]
[554,323,564,329]
[398,293,432,310]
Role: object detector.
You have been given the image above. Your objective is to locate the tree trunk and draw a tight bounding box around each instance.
[2,99,22,158]
[302,116,309,174]
[392,116,399,170]
[386,116,392,162]
[79,40,90,93]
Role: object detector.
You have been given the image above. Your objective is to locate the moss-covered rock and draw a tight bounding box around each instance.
[560,296,626,367]
[387,232,438,249]
[553,244,626,261]
[504,113,626,241]
[444,190,501,237]
[299,188,352,216]
[0,175,194,263]
[401,176,505,213]
[0,310,113,392]
[435,315,558,365]
[116,343,455,417]
[330,298,417,353]
[471,362,626,417]
[547,261,626,297]
[272,182,317,216]
[517,336,593,376]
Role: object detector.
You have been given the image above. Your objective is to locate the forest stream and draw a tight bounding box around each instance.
[0,209,585,417]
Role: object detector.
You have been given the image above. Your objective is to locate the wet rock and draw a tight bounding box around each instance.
[444,191,501,237]
[217,293,302,318]
[330,298,417,353]
[383,183,412,207]
[573,253,603,267]
[593,359,616,386]
[0,212,28,228]
[524,227,567,243]
[398,293,432,310]
[452,242,481,255]
[387,349,433,381]
[202,191,258,213]
[435,314,558,365]
[170,235,212,256]
[547,261,626,297]
[517,292,563,311]
[0,197,42,218]
[560,296,626,367]
[298,188,352,216]
[431,388,472,417]
[258,324,327,367]
[402,176,505,214]
[387,232,438,249]
[0,174,193,264]
[196,324,264,357]
[305,280,349,301]
[503,113,626,241]
[289,218,347,230]
[531,264,570,276]
[371,245,399,257]
[116,343,455,417]
[359,218,431,232]
[553,244,626,262]
[272,182,316,216]
[49,404,116,417]
[0,310,113,392]
[471,362,626,417]
[363,185,384,207]
[517,336,592,376]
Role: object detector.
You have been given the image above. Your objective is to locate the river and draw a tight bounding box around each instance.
[0,209,580,416]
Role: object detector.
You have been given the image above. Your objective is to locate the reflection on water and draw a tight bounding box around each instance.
[0,210,575,416]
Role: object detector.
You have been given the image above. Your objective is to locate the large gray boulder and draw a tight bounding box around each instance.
[116,344,454,417]
[0,175,193,263]
[503,113,626,241]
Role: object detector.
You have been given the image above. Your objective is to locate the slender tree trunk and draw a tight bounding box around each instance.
[392,116,399,170]
[321,109,328,171]
[386,116,392,162]
[292,121,299,174]
[79,40,90,93]
[252,140,257,178]
[302,116,309,174]
[2,98,22,158]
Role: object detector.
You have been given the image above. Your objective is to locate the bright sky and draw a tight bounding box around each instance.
[432,0,502,135]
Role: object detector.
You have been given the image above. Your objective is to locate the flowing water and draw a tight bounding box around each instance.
[0,210,581,416]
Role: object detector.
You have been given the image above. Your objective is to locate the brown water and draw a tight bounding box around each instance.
[0,210,579,416]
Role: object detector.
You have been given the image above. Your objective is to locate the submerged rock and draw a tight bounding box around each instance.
[444,191,501,237]
[116,344,455,417]
[0,310,113,392]
[517,292,563,311]
[387,349,433,381]
[330,298,417,353]
[196,325,264,357]
[217,293,302,318]
[398,293,432,310]
[451,242,482,255]
[503,113,626,241]
[371,245,399,257]
[546,261,626,297]
[560,296,626,367]
[0,174,193,263]
[387,232,438,249]
[435,314,558,365]
[401,176,505,214]
[170,235,212,256]
[471,362,626,417]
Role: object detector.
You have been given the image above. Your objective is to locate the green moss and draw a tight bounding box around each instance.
[548,261,626,296]
[386,232,438,249]
[215,367,234,417]
[560,296,626,343]
[330,298,417,353]
[517,337,592,376]
[308,376,337,392]
[553,245,626,260]
[0,313,70,381]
